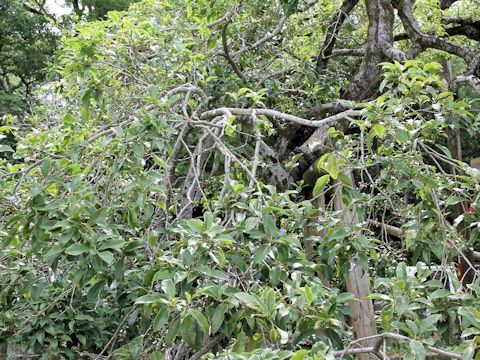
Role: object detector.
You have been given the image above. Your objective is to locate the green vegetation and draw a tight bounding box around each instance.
[1,0,480,359]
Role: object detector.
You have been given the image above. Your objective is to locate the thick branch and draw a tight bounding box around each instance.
[395,0,475,64]
[439,0,459,10]
[200,107,364,128]
[443,18,480,41]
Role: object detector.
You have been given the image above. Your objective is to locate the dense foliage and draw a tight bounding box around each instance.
[1,0,480,359]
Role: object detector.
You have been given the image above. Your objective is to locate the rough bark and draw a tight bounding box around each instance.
[345,0,405,100]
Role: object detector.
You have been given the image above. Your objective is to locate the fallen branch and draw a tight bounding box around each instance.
[333,332,463,359]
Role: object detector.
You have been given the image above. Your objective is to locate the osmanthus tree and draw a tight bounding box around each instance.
[1,0,480,359]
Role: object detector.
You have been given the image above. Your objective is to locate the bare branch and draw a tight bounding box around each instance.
[201,107,365,128]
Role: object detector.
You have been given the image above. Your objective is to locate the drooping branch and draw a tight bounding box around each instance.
[233,15,288,59]
[220,15,248,84]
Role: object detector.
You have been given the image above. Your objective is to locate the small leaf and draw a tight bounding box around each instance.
[253,244,271,264]
[0,145,14,152]
[153,307,170,331]
[135,294,163,304]
[211,303,228,334]
[372,123,385,138]
[313,174,330,197]
[189,309,209,335]
[65,244,90,256]
[161,279,176,299]
[410,340,426,360]
[98,251,114,264]
[394,128,408,143]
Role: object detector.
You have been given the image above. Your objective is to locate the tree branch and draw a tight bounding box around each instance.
[200,107,365,128]
[220,16,248,84]
[233,16,287,59]
[316,0,360,73]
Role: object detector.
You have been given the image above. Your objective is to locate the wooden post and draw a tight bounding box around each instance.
[441,58,475,286]
[333,179,376,360]
[304,193,330,287]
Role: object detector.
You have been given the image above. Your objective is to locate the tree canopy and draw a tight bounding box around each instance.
[1,0,480,359]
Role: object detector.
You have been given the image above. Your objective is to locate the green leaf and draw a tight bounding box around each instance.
[410,340,426,360]
[98,238,125,251]
[463,346,475,360]
[372,123,385,138]
[292,349,309,360]
[313,174,330,197]
[325,154,340,179]
[98,251,114,264]
[211,303,228,334]
[253,244,271,264]
[153,307,170,331]
[180,315,196,347]
[0,145,14,152]
[149,351,164,360]
[419,314,441,334]
[161,279,176,298]
[263,214,279,237]
[165,318,180,346]
[135,294,163,304]
[394,128,408,143]
[65,244,90,256]
[232,331,246,353]
[234,292,262,312]
[189,309,209,335]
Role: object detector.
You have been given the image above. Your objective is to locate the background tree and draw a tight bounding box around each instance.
[0,0,56,116]
[66,0,136,19]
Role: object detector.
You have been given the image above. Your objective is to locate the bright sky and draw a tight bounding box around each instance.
[46,0,72,16]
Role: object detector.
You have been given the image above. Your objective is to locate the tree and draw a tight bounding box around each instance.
[66,0,136,19]
[0,0,56,116]
[1,0,480,359]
